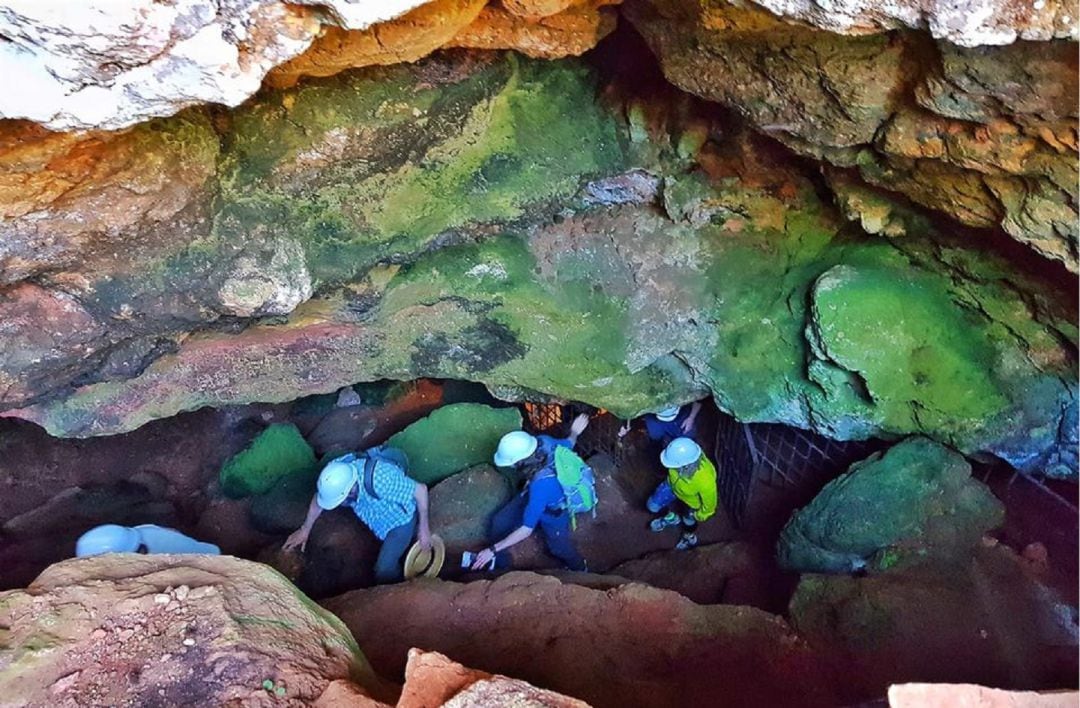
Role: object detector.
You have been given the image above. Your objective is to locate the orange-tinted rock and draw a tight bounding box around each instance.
[448,1,620,59]
[324,571,837,708]
[399,649,589,707]
[265,0,487,89]
[0,555,389,705]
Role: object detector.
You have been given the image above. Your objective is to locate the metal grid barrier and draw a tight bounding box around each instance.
[523,402,564,433]
[713,412,883,528]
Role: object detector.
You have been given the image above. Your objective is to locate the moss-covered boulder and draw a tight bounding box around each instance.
[219,423,318,498]
[777,437,1004,574]
[386,403,522,485]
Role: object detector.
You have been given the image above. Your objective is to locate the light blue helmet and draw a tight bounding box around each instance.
[655,406,681,422]
[76,524,141,557]
[661,437,702,468]
[317,459,359,510]
[494,431,539,467]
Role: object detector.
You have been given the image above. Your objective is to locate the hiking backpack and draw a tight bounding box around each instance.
[359,444,409,500]
[552,446,598,529]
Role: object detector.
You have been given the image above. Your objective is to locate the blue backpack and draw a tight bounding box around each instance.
[552,446,598,530]
[336,445,409,501]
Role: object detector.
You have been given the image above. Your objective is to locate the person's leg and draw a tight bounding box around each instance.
[373,514,417,584]
[487,494,526,569]
[539,516,586,571]
[647,480,681,531]
[674,500,698,550]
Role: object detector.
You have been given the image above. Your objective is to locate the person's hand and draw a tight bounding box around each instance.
[471,547,496,570]
[283,527,309,553]
[418,528,432,552]
[570,413,590,437]
[680,416,695,434]
[617,422,631,439]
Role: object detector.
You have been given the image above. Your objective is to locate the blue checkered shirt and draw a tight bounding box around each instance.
[342,457,417,540]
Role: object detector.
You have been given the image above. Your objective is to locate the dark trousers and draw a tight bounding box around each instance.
[489,494,586,571]
[373,512,417,585]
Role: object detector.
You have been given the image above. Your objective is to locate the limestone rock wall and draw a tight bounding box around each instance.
[0,51,1074,478]
[625,0,1079,272]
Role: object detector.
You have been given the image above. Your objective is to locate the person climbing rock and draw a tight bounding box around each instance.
[647,437,717,550]
[76,524,221,557]
[618,401,702,447]
[470,413,591,572]
[282,446,432,584]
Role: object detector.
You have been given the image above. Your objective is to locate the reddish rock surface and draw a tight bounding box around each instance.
[323,571,837,708]
[0,555,390,706]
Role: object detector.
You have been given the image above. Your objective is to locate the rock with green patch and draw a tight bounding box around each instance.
[777,437,1004,574]
[428,465,513,558]
[220,424,318,499]
[386,404,522,485]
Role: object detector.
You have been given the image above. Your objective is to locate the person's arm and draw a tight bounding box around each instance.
[693,471,718,523]
[414,483,432,551]
[680,402,702,434]
[567,413,589,446]
[471,525,534,569]
[617,417,635,439]
[283,495,323,552]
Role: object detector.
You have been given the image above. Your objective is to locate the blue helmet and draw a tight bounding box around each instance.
[76,524,141,557]
[661,437,702,468]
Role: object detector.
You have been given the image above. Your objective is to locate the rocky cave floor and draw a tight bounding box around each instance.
[1,379,1077,706]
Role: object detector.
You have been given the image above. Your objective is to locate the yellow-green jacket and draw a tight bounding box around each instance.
[667,456,718,522]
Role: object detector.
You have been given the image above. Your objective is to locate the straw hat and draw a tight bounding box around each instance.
[403,534,446,579]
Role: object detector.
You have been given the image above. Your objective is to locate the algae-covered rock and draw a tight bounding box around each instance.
[777,438,1004,574]
[249,468,319,534]
[219,423,318,498]
[386,403,522,485]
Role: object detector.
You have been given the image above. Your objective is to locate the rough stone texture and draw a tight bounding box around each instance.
[790,545,1079,701]
[626,0,1079,272]
[428,465,513,559]
[0,0,321,130]
[0,554,388,706]
[606,541,761,605]
[323,571,838,708]
[0,53,1074,481]
[744,0,1078,46]
[888,683,1080,707]
[447,1,620,59]
[385,404,522,484]
[398,649,589,707]
[777,438,1005,574]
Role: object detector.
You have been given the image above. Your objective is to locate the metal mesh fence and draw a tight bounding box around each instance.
[713,412,884,528]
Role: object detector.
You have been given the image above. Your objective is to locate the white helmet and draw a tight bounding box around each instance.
[655,406,681,422]
[661,437,702,468]
[76,524,141,557]
[316,459,358,510]
[493,431,539,467]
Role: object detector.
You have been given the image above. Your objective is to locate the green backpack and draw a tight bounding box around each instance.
[553,446,599,530]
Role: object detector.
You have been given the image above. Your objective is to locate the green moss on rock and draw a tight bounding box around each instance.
[220,423,318,499]
[777,437,1004,574]
[386,403,522,485]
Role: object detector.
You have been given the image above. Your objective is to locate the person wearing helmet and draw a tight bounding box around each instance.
[469,413,590,572]
[647,436,717,550]
[76,524,220,557]
[282,447,432,584]
[617,401,702,447]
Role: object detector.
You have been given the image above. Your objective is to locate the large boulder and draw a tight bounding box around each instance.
[0,554,390,705]
[218,423,317,498]
[323,571,838,708]
[777,438,1005,574]
[790,545,1079,700]
[386,403,523,485]
[428,464,513,561]
[607,541,767,607]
